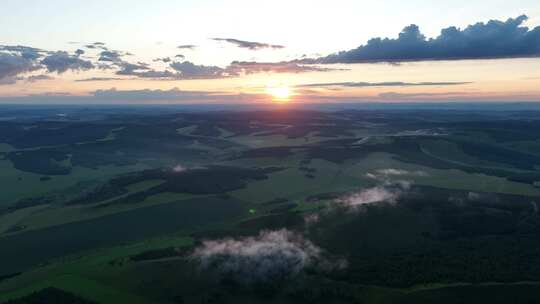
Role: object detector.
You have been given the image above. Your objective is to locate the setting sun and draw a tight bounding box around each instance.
[266,85,292,102]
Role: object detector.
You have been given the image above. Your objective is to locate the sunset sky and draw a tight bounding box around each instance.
[1,0,540,103]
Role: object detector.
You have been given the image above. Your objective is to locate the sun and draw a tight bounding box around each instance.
[266,85,291,102]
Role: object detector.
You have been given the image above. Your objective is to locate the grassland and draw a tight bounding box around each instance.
[3,108,540,303]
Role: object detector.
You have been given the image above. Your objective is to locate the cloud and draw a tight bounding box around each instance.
[26,74,54,82]
[0,51,41,80]
[191,229,345,284]
[85,42,107,50]
[153,57,172,63]
[98,50,124,62]
[335,175,415,212]
[177,44,197,50]
[313,15,540,63]
[172,164,188,173]
[169,61,229,79]
[374,169,428,177]
[75,77,124,82]
[0,75,22,85]
[212,38,285,50]
[226,61,339,74]
[296,81,471,88]
[115,60,338,80]
[336,186,402,210]
[41,51,94,73]
[113,60,229,80]
[115,61,151,76]
[0,45,44,60]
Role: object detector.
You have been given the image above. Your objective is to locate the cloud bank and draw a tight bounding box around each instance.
[191,229,344,284]
[313,15,540,63]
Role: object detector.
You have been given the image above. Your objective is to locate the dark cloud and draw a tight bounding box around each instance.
[0,52,40,80]
[41,51,94,73]
[212,38,285,50]
[177,44,197,50]
[175,54,185,59]
[75,49,85,56]
[296,81,471,88]
[0,45,46,81]
[313,15,540,63]
[0,45,44,60]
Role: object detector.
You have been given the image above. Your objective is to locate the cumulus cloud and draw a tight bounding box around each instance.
[191,229,345,284]
[312,15,540,63]
[212,38,285,50]
[296,81,471,88]
[41,51,94,73]
[0,45,44,60]
[98,50,124,62]
[115,61,151,76]
[169,61,229,79]
[0,51,41,80]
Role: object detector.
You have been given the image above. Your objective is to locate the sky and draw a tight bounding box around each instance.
[1,0,540,104]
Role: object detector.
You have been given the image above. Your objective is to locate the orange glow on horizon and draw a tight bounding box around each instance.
[266,85,292,103]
